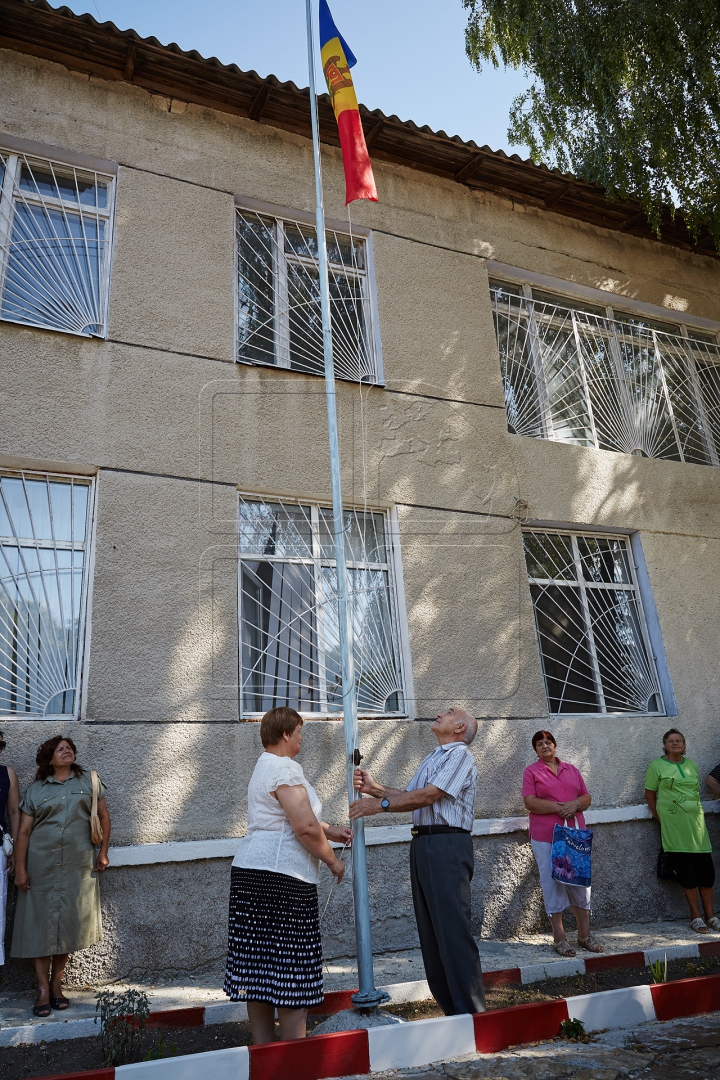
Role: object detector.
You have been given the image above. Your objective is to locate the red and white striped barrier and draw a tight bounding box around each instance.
[31,971,720,1080]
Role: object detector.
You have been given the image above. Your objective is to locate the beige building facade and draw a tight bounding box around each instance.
[1,1,720,987]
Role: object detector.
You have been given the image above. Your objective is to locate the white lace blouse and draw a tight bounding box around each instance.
[232,752,323,885]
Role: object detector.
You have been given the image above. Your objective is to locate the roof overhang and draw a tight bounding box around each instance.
[1,0,716,258]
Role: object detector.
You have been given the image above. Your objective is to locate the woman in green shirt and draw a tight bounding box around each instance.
[645,729,718,934]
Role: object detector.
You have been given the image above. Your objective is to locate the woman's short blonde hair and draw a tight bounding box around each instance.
[260,707,303,748]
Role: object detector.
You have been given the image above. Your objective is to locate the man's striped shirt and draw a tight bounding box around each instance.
[406,741,477,830]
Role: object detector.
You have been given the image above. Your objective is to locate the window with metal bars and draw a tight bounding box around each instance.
[0,149,115,337]
[523,530,664,717]
[238,496,405,718]
[236,205,381,382]
[490,279,720,465]
[0,472,94,718]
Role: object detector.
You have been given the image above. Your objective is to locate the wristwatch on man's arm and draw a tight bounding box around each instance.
[380,798,391,812]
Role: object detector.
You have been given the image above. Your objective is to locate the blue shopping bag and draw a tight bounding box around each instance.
[551,819,593,888]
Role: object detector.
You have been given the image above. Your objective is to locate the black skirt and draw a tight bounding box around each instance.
[664,851,716,890]
[223,866,323,1008]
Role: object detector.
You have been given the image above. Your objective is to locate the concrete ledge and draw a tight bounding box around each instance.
[106,801,720,866]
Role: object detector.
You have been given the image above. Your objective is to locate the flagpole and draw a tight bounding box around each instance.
[304,0,388,1010]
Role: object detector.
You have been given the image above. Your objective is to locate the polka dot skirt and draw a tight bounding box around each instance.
[223,866,323,1008]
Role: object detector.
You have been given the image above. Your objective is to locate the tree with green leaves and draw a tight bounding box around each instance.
[463,1,720,248]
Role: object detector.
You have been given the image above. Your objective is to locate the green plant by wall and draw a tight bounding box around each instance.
[144,1033,180,1060]
[95,988,150,1067]
[559,1017,586,1041]
[649,955,668,984]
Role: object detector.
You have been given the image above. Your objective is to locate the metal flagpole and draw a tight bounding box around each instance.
[304,0,388,1010]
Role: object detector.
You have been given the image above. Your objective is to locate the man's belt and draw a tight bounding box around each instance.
[410,825,471,836]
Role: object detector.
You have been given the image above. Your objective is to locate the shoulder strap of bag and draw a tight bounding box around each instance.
[91,769,98,816]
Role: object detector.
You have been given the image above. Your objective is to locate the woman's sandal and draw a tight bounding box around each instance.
[577,934,605,953]
[50,996,69,1011]
[690,917,709,933]
[705,916,720,932]
[32,1001,51,1017]
[553,938,576,957]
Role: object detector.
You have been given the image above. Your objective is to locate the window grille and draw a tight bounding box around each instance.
[238,496,405,717]
[490,280,720,466]
[0,473,94,717]
[0,149,114,337]
[236,207,380,382]
[523,530,663,716]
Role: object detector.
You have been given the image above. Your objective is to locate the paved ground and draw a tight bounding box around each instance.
[334,1011,720,1080]
[0,919,713,1030]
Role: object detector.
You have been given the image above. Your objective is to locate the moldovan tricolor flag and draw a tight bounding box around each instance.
[319,0,378,204]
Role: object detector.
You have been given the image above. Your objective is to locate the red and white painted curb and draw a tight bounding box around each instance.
[7,939,720,1050]
[30,971,720,1080]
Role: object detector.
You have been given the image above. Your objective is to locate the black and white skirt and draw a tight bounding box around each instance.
[223,866,323,1008]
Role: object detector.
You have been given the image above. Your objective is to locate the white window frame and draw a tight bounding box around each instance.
[489,264,720,465]
[235,195,384,384]
[237,493,408,720]
[0,469,96,720]
[523,527,666,718]
[0,139,117,339]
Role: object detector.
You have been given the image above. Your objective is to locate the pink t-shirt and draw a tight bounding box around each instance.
[521,758,589,842]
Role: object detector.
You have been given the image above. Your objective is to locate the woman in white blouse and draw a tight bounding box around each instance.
[224,707,350,1044]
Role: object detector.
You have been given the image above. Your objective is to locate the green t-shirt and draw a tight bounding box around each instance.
[644,756,711,853]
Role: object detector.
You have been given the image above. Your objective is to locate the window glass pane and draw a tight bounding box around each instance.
[236,213,276,365]
[2,204,105,335]
[577,536,631,584]
[529,583,600,713]
[287,261,369,379]
[524,529,662,716]
[586,589,659,712]
[531,289,607,319]
[489,279,720,468]
[696,355,720,452]
[319,566,403,714]
[532,301,594,446]
[523,532,576,580]
[284,223,364,269]
[19,164,107,208]
[490,286,545,437]
[318,508,387,562]
[0,474,90,717]
[239,501,313,558]
[240,560,319,713]
[238,496,404,716]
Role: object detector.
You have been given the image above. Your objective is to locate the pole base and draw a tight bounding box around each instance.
[311,1006,402,1035]
[351,987,391,1009]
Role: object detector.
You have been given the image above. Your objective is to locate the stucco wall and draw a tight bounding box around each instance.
[1,47,720,983]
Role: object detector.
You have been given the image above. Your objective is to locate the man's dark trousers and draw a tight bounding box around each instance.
[409,832,486,1015]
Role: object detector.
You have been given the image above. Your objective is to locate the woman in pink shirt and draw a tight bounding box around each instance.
[522,730,603,957]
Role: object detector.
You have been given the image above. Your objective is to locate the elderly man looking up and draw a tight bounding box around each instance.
[350,706,484,1016]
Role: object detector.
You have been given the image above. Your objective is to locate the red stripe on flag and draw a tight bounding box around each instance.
[336,109,377,205]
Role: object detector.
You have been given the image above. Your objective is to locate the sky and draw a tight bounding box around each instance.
[59,0,532,157]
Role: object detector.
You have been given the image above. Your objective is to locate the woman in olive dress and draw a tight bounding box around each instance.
[12,736,111,1015]
[645,728,719,933]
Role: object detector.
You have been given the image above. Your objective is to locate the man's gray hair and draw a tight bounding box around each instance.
[459,712,478,745]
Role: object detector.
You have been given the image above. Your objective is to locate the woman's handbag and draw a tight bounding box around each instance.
[551,818,593,887]
[90,770,104,847]
[1,831,13,858]
[656,847,677,881]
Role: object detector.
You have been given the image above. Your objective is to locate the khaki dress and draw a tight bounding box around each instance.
[11,773,105,957]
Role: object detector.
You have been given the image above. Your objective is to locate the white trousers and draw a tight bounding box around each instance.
[531,839,591,916]
[0,848,7,964]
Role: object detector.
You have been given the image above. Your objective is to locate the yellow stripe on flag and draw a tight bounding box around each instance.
[321,35,359,120]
